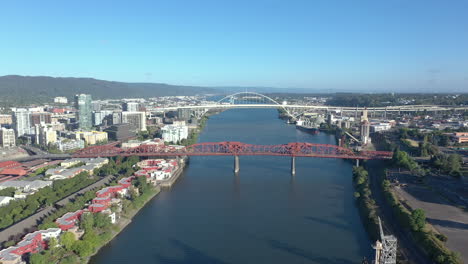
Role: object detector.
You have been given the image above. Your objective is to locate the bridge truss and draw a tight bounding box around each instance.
[73,141,393,160]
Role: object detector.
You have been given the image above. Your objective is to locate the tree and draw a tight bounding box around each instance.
[79,212,94,232]
[29,253,48,264]
[60,231,76,251]
[47,237,58,249]
[410,209,426,232]
[447,154,462,176]
[0,187,16,197]
[60,255,79,264]
[72,240,94,257]
[94,212,112,229]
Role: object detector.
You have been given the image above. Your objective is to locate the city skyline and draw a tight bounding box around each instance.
[1,0,468,91]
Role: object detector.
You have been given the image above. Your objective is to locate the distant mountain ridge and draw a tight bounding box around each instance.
[0,75,217,105]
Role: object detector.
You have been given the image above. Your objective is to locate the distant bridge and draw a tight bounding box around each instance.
[73,141,393,174]
[146,92,468,119]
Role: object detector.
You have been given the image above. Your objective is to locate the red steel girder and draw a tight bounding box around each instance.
[72,141,393,160]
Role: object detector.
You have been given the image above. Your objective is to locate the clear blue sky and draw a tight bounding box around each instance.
[1,0,467,91]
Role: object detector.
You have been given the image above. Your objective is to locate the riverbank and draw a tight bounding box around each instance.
[86,158,188,262]
[85,185,162,263]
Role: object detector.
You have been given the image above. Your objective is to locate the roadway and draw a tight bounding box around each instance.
[149,103,468,112]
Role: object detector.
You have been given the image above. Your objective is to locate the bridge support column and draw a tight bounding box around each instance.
[291,156,296,175]
[234,155,240,173]
[356,159,360,167]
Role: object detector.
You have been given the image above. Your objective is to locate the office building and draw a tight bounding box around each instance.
[71,131,108,145]
[122,112,147,131]
[92,101,102,112]
[13,109,32,136]
[0,128,16,148]
[31,112,52,125]
[75,94,93,130]
[104,124,136,141]
[112,112,122,125]
[93,110,113,126]
[122,102,139,112]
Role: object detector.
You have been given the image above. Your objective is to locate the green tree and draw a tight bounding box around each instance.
[94,212,112,229]
[60,255,79,264]
[410,209,426,232]
[79,212,95,232]
[29,252,48,264]
[447,154,462,176]
[0,187,16,197]
[72,240,94,257]
[60,231,76,251]
[47,237,58,249]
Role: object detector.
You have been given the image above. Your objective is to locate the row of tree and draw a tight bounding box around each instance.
[0,172,98,230]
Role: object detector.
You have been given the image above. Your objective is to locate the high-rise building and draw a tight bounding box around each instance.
[13,109,32,136]
[75,94,93,130]
[122,102,139,112]
[122,112,147,131]
[0,128,16,148]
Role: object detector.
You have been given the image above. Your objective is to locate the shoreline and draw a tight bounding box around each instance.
[86,185,162,261]
[85,162,186,263]
[84,158,188,262]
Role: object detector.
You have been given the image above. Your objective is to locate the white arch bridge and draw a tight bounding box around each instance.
[148,92,468,120]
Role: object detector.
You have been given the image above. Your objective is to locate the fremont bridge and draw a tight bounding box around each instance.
[147,91,468,120]
[73,141,393,174]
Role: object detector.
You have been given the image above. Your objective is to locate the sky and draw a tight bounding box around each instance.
[1,0,468,92]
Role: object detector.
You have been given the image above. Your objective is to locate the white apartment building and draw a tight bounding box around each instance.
[35,125,57,146]
[161,125,188,143]
[0,128,16,148]
[13,108,32,136]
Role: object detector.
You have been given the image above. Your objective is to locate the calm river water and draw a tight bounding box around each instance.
[90,108,372,264]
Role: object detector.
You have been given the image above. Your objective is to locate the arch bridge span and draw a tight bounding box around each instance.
[150,91,468,119]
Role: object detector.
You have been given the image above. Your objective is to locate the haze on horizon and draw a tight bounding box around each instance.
[1,0,468,92]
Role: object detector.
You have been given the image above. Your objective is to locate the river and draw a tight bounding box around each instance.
[90,108,372,264]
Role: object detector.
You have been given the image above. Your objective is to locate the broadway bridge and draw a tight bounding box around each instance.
[73,142,393,174]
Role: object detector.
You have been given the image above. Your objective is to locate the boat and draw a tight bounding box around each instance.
[295,119,320,134]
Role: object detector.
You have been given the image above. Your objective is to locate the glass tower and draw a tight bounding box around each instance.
[75,94,92,130]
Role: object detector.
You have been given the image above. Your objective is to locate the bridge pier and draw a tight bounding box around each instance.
[356,159,360,167]
[234,155,240,173]
[291,156,296,175]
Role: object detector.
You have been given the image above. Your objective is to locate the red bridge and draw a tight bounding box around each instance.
[73,142,392,174]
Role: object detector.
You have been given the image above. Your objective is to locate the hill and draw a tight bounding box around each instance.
[0,75,217,106]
